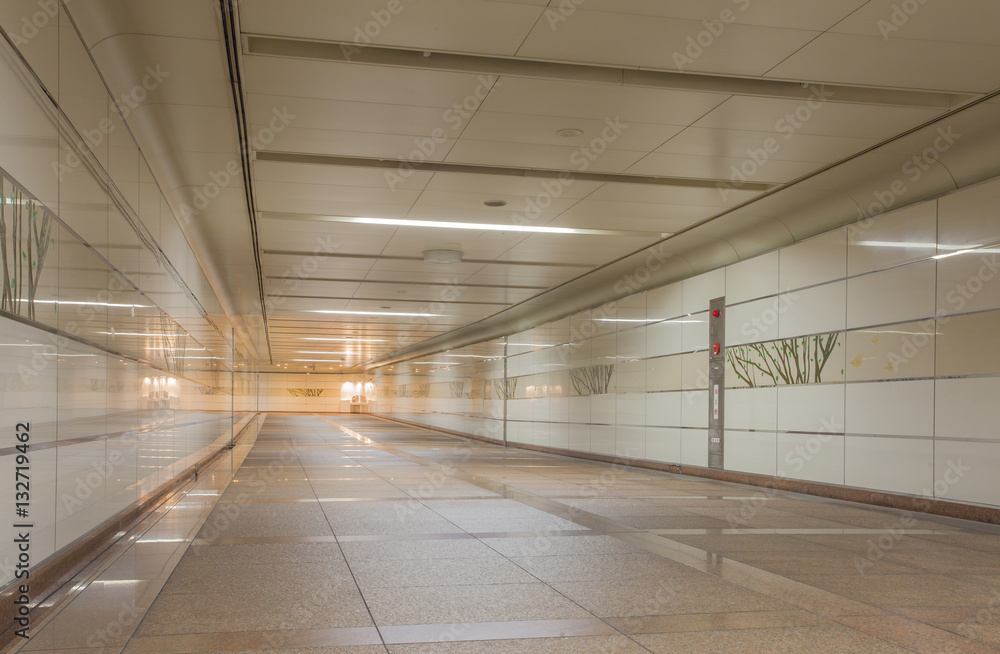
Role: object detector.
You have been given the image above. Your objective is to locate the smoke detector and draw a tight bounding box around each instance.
[422,246,464,264]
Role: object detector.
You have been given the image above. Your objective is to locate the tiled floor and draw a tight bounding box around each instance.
[12,414,1000,653]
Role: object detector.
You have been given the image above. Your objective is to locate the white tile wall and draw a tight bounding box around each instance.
[935,377,1000,441]
[938,176,1000,251]
[846,380,935,437]
[777,433,845,485]
[933,440,1000,506]
[780,229,847,291]
[646,427,682,463]
[591,393,616,425]
[682,269,726,315]
[726,297,783,346]
[847,199,937,276]
[616,425,645,459]
[937,251,1000,315]
[617,327,647,360]
[845,436,933,496]
[646,355,683,392]
[777,384,845,434]
[646,319,684,358]
[726,251,780,305]
[778,282,847,339]
[682,312,710,352]
[373,176,1000,512]
[616,393,646,426]
[725,430,777,476]
[646,391,682,427]
[568,396,591,423]
[726,387,778,431]
[647,282,683,321]
[681,390,709,428]
[566,423,591,452]
[680,429,709,467]
[591,424,616,455]
[847,261,937,329]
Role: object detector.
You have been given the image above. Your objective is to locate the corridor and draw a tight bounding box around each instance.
[14,415,1000,653]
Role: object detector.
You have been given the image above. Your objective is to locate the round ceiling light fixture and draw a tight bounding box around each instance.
[484,200,507,208]
[556,128,584,138]
[422,247,464,264]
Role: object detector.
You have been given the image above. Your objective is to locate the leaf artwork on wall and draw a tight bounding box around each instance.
[198,386,232,395]
[492,377,517,400]
[449,381,467,399]
[727,333,841,388]
[409,383,431,398]
[570,364,616,396]
[288,388,323,397]
[1,181,54,320]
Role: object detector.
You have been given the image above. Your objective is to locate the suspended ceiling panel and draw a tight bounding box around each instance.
[64,0,1000,371]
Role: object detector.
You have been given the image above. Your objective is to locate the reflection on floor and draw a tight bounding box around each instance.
[14,414,1000,653]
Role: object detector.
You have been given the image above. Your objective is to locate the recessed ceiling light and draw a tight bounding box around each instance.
[557,128,584,138]
[484,200,507,208]
[423,248,464,264]
[310,310,444,317]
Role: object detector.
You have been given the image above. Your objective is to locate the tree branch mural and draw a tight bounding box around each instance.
[492,377,517,400]
[1,181,54,320]
[727,333,842,387]
[570,364,616,395]
[288,388,324,397]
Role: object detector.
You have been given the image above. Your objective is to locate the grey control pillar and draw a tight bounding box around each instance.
[708,297,725,470]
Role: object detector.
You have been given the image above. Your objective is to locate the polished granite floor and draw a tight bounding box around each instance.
[11,414,1000,653]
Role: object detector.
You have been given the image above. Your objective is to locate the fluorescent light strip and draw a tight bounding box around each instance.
[302,337,389,342]
[147,347,207,351]
[262,213,659,237]
[99,332,192,337]
[32,300,151,308]
[933,249,976,260]
[291,359,344,363]
[311,310,444,317]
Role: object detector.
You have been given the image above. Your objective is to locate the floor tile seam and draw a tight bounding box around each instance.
[97,432,257,653]
[315,415,989,653]
[315,416,642,645]
[295,436,389,648]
